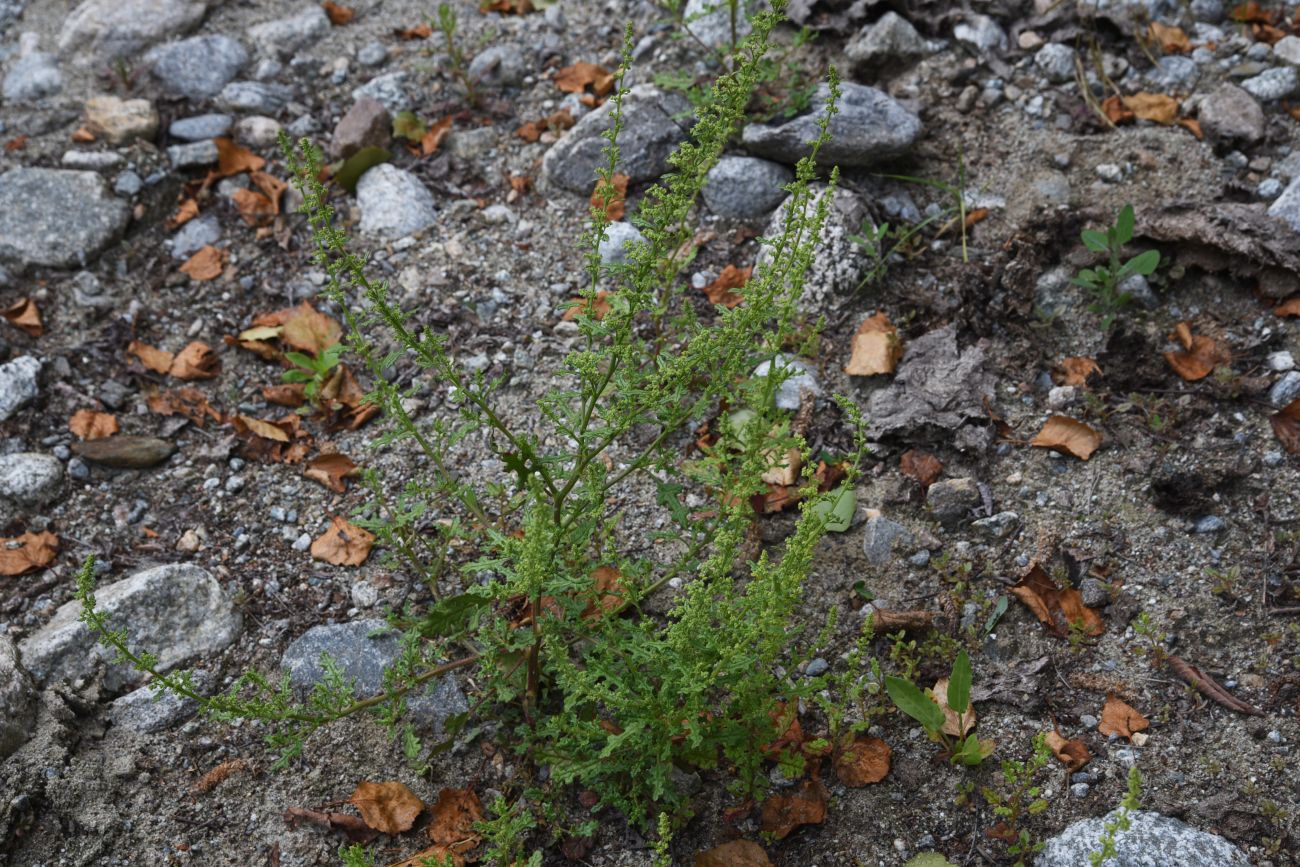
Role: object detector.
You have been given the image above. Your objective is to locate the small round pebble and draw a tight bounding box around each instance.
[52,445,71,460]
[292,533,312,552]
[68,458,90,481]
[1070,783,1090,798]
[805,657,829,677]
[224,476,245,493]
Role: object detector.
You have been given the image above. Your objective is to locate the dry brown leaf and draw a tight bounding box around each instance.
[761,700,804,760]
[283,806,377,844]
[1125,92,1180,124]
[304,452,358,493]
[931,676,976,737]
[701,264,751,309]
[868,607,937,633]
[1149,21,1191,53]
[482,0,533,12]
[591,172,629,221]
[394,22,432,39]
[281,301,342,356]
[128,341,175,374]
[179,245,226,281]
[563,291,611,321]
[554,62,614,96]
[311,516,374,566]
[169,341,221,381]
[1011,564,1105,638]
[427,788,483,853]
[71,127,96,143]
[4,135,27,152]
[1271,398,1300,454]
[251,171,287,211]
[899,449,942,490]
[419,115,454,156]
[515,108,575,142]
[1273,295,1300,317]
[321,0,355,25]
[232,188,276,226]
[69,409,119,440]
[263,383,307,407]
[168,197,200,230]
[1164,321,1231,381]
[581,564,628,619]
[235,415,291,442]
[146,387,221,427]
[349,780,424,835]
[1045,729,1092,771]
[214,137,265,178]
[1053,357,1101,387]
[1166,655,1263,716]
[0,531,58,576]
[1101,95,1133,125]
[1031,415,1101,460]
[760,445,801,487]
[833,735,891,787]
[1098,695,1149,741]
[2,297,42,337]
[694,840,773,867]
[759,779,827,841]
[390,847,465,867]
[844,312,902,376]
[1176,117,1203,139]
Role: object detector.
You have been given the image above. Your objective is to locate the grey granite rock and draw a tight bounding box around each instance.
[1270,370,1300,406]
[3,35,62,102]
[1146,55,1198,90]
[702,156,792,219]
[1035,44,1077,84]
[356,164,437,239]
[351,71,410,113]
[1242,66,1298,101]
[109,675,208,732]
[59,0,207,65]
[926,477,981,525]
[217,81,291,114]
[543,85,692,194]
[1268,174,1300,231]
[0,169,130,270]
[845,11,928,74]
[330,97,391,159]
[954,14,1006,52]
[752,355,820,411]
[62,151,124,171]
[0,634,36,759]
[18,563,241,692]
[682,0,758,48]
[170,212,220,259]
[280,620,468,732]
[741,82,921,168]
[866,325,996,438]
[0,453,62,511]
[150,34,248,99]
[169,113,233,141]
[756,185,872,310]
[247,6,329,59]
[1198,84,1264,149]
[467,44,526,88]
[0,356,40,421]
[597,221,646,266]
[863,515,912,566]
[1036,810,1249,866]
[167,139,219,169]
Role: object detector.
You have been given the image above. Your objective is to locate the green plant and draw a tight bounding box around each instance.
[433,2,480,108]
[884,649,994,766]
[1072,204,1160,329]
[79,3,867,835]
[1089,766,1143,866]
[282,343,344,410]
[475,795,542,866]
[982,734,1052,864]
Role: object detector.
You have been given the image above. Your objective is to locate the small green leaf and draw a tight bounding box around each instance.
[281,369,313,383]
[813,484,855,533]
[1115,204,1135,244]
[947,649,971,716]
[1125,248,1160,276]
[1081,230,1109,253]
[284,351,317,370]
[392,111,426,142]
[333,146,392,195]
[421,593,491,637]
[984,595,1008,636]
[903,855,958,867]
[886,675,946,734]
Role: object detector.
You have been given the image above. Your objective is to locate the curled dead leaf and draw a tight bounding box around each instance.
[146,387,220,427]
[563,291,611,321]
[128,340,175,374]
[1270,398,1300,454]
[214,137,265,178]
[1164,321,1230,381]
[283,806,376,844]
[394,22,432,39]
[1149,21,1191,53]
[2,297,42,337]
[0,531,58,576]
[169,341,221,381]
[304,452,358,493]
[1274,295,1300,317]
[168,197,199,230]
[349,780,424,835]
[322,0,355,25]
[554,62,614,97]
[583,564,627,619]
[281,301,342,356]
[1031,415,1101,460]
[1053,357,1101,388]
[418,116,453,156]
[68,409,119,440]
[899,448,942,490]
[759,779,827,840]
[694,840,773,867]
[1011,564,1104,638]
[833,734,891,787]
[311,516,374,566]
[1044,729,1092,771]
[844,312,902,376]
[591,172,629,222]
[515,108,575,142]
[427,787,483,853]
[232,188,276,227]
[179,245,226,282]
[1098,695,1149,741]
[931,677,975,737]
[701,264,750,309]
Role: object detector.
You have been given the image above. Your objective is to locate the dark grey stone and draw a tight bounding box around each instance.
[866,325,996,438]
[2,40,62,103]
[467,45,525,88]
[109,675,208,732]
[150,34,247,99]
[926,477,981,525]
[863,515,913,566]
[1242,66,1298,101]
[1034,44,1077,84]
[741,82,921,168]
[167,139,219,169]
[169,113,233,141]
[217,81,291,114]
[1036,810,1249,866]
[682,0,756,49]
[702,156,792,219]
[169,212,220,259]
[845,11,928,74]
[0,169,130,270]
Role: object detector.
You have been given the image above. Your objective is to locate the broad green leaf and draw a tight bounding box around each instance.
[333,146,392,195]
[813,484,855,533]
[284,351,317,370]
[1115,204,1135,244]
[983,595,1008,637]
[1081,229,1109,253]
[947,649,971,716]
[392,111,426,142]
[1125,248,1160,276]
[903,855,958,867]
[886,675,946,734]
[281,369,313,383]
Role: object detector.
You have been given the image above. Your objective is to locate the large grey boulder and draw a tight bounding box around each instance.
[1036,810,1250,866]
[0,635,36,759]
[682,0,759,49]
[1268,175,1300,232]
[281,620,469,732]
[742,82,921,168]
[542,85,692,194]
[18,564,241,692]
[0,169,130,270]
[58,0,208,65]
[702,156,792,219]
[149,34,248,99]
[0,356,40,422]
[356,165,438,239]
[756,185,873,310]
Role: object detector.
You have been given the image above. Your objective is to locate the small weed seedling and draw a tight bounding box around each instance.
[1089,766,1143,866]
[885,649,995,766]
[282,343,344,411]
[1073,204,1160,329]
[433,2,480,108]
[982,734,1052,864]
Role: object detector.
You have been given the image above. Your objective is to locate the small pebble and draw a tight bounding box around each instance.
[224,476,245,494]
[1070,783,1090,798]
[292,533,311,552]
[805,657,829,677]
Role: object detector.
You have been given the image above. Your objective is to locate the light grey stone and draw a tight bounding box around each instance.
[927,477,981,525]
[351,71,410,113]
[169,113,233,141]
[114,171,143,196]
[845,11,928,73]
[280,620,469,732]
[170,212,220,259]
[217,81,291,114]
[741,82,921,168]
[597,221,646,265]
[867,325,995,438]
[1268,174,1300,231]
[1198,84,1264,148]
[1118,273,1157,308]
[1270,370,1300,406]
[356,164,437,239]
[357,42,387,67]
[0,453,62,509]
[61,151,124,171]
[1266,350,1295,371]
[954,14,1006,52]
[167,139,218,169]
[702,156,792,219]
[59,0,207,65]
[467,44,526,88]
[1194,515,1226,534]
[1147,55,1198,90]
[3,42,62,103]
[1035,43,1077,84]
[862,516,912,566]
[0,635,36,759]
[247,6,330,59]
[0,169,130,270]
[234,115,282,148]
[149,34,248,99]
[1036,810,1249,867]
[0,356,40,422]
[109,675,209,732]
[1274,35,1300,66]
[973,511,1019,539]
[18,563,241,691]
[756,185,872,310]
[683,0,758,49]
[752,354,820,410]
[1242,66,1298,101]
[543,85,691,194]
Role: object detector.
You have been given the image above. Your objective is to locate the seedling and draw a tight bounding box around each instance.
[282,343,344,411]
[433,2,480,108]
[885,649,995,766]
[982,734,1052,864]
[1088,766,1142,866]
[1073,204,1160,329]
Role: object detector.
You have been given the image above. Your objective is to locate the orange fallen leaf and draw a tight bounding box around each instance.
[4,135,27,152]
[349,780,423,835]
[1270,398,1300,454]
[701,264,750,309]
[311,516,374,566]
[1053,357,1101,387]
[582,565,628,619]
[563,291,611,321]
[1124,92,1180,124]
[1,297,42,337]
[71,127,96,143]
[844,312,902,376]
[515,108,575,142]
[232,188,276,226]
[1031,415,1101,460]
[235,415,290,442]
[554,61,614,97]
[899,449,942,490]
[1176,117,1203,139]
[167,197,200,230]
[128,340,175,374]
[263,383,307,407]
[1149,21,1191,53]
[321,0,355,25]
[1274,295,1300,317]
[834,735,891,786]
[250,171,287,213]
[394,22,432,39]
[482,0,534,12]
[759,779,826,840]
[304,452,358,493]
[179,245,226,281]
[419,116,454,156]
[0,531,58,576]
[69,409,119,440]
[591,172,629,222]
[695,840,773,867]
[427,787,483,852]
[1099,695,1149,741]
[214,137,265,178]
[1011,563,1105,638]
[963,207,990,229]
[1045,729,1092,771]
[169,341,221,380]
[281,301,342,356]
[1164,321,1230,381]
[761,700,804,760]
[146,387,221,427]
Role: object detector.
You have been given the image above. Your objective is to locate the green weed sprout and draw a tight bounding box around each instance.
[1089,765,1143,865]
[885,649,994,766]
[1073,204,1160,329]
[282,343,344,409]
